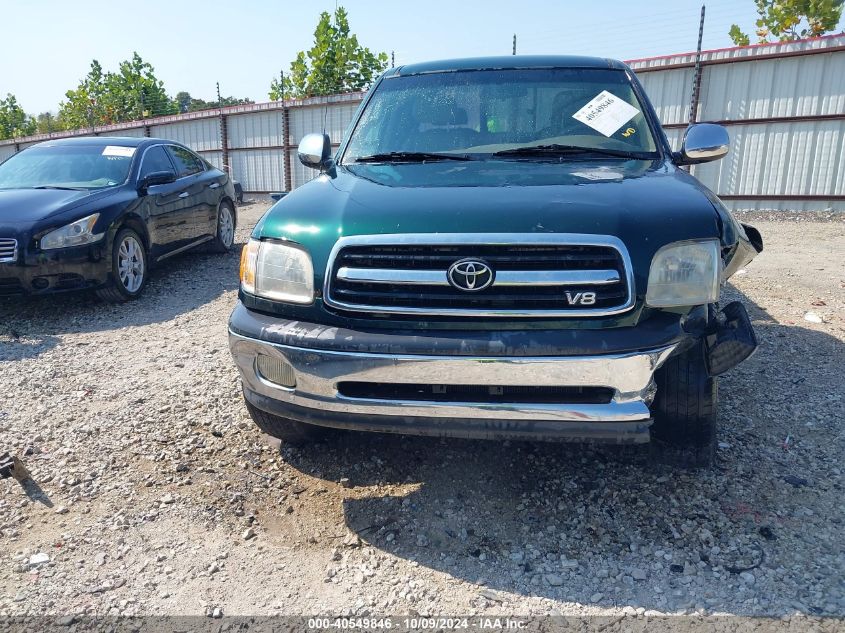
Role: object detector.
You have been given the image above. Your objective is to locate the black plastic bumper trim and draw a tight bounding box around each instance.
[229,301,693,358]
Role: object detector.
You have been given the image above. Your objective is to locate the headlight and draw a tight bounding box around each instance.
[646,240,720,307]
[240,238,314,304]
[40,214,103,250]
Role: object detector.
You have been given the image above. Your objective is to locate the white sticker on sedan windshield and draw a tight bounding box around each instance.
[572,91,640,137]
[102,145,136,157]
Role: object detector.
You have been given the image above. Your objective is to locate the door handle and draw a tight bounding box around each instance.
[208,182,220,189]
[178,191,190,199]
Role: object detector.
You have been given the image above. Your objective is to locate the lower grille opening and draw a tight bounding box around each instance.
[0,278,24,296]
[54,273,86,290]
[337,382,614,404]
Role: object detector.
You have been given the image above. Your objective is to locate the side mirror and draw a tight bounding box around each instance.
[298,133,333,170]
[140,170,177,189]
[677,123,729,165]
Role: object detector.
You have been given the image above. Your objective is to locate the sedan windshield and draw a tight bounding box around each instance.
[0,144,135,190]
[343,68,659,163]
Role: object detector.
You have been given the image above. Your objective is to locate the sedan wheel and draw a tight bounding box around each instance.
[96,228,148,303]
[211,201,236,253]
[118,235,145,293]
[219,205,234,248]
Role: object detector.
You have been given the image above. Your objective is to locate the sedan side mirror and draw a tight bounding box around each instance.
[140,170,177,189]
[676,123,730,165]
[298,133,333,171]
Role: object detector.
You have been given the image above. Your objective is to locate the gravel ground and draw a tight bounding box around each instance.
[0,201,843,619]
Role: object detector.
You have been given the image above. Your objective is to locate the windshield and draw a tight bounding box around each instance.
[0,144,135,190]
[343,68,659,163]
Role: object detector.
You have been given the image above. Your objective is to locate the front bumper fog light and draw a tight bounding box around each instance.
[256,355,296,388]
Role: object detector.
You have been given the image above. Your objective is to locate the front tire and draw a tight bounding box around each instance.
[244,398,329,446]
[650,340,717,468]
[210,201,236,253]
[96,228,148,303]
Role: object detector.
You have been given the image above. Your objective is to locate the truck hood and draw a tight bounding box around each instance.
[257,158,722,294]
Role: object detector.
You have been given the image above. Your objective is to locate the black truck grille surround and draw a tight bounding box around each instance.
[324,235,634,317]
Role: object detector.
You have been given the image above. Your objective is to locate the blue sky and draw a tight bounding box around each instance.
[3,0,842,114]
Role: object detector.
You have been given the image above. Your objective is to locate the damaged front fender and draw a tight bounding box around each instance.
[707,194,764,281]
[722,221,763,281]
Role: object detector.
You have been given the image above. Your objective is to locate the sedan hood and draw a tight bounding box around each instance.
[256,159,722,290]
[0,187,119,227]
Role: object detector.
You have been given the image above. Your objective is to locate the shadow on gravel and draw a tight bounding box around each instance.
[281,287,844,616]
[20,477,54,508]
[0,245,243,361]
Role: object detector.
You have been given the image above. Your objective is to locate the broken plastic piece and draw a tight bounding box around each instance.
[0,453,31,482]
[705,301,758,376]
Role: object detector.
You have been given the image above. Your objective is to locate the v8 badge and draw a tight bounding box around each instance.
[565,291,597,306]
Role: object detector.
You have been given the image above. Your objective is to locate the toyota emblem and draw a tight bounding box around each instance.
[447,258,494,292]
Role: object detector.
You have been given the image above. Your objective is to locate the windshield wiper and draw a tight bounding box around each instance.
[31,185,88,191]
[353,151,473,163]
[492,144,656,160]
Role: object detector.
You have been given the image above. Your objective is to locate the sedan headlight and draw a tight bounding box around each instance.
[240,238,314,304]
[40,214,103,250]
[646,240,721,307]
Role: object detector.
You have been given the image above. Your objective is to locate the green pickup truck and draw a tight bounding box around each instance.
[228,56,762,467]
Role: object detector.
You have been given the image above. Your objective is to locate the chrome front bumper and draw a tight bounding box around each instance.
[230,328,678,440]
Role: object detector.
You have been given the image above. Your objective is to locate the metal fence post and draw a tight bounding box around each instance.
[220,111,230,181]
[283,103,292,192]
[688,4,705,125]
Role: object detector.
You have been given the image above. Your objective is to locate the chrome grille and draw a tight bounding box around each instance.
[0,238,17,264]
[324,234,635,317]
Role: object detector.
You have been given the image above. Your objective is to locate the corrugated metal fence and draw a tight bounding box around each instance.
[1,35,843,212]
[629,33,845,212]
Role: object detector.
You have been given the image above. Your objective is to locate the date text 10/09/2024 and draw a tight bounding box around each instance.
[307,617,529,630]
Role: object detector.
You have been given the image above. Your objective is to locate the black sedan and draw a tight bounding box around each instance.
[0,136,237,302]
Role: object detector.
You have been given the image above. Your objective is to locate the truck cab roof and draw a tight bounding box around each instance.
[389,55,626,77]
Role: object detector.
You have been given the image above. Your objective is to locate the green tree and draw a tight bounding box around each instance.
[59,53,177,127]
[0,94,36,140]
[730,0,844,45]
[58,59,109,128]
[175,90,253,113]
[105,52,177,119]
[269,6,388,100]
[175,90,193,113]
[217,95,254,108]
[728,24,752,46]
[36,111,65,134]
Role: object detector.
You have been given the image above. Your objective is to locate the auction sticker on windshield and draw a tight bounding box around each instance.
[572,90,640,137]
[102,146,136,157]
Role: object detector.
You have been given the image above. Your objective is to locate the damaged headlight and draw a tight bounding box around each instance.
[646,240,720,307]
[240,238,314,304]
[40,213,103,250]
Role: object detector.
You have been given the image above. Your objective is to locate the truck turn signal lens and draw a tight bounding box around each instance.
[240,239,260,294]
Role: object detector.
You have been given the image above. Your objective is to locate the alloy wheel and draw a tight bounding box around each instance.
[219,206,234,247]
[117,235,145,293]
